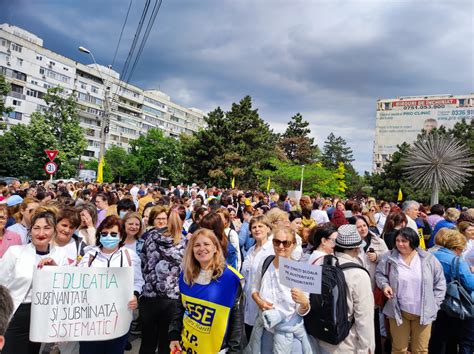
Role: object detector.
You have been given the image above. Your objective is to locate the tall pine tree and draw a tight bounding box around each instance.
[321,133,354,169]
[279,113,319,164]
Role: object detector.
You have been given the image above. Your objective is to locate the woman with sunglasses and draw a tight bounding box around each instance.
[78,215,144,353]
[248,227,312,353]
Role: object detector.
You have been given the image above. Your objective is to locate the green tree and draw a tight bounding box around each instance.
[0,87,86,179]
[0,74,12,130]
[368,120,474,206]
[127,128,183,184]
[321,133,354,169]
[256,159,344,196]
[104,145,129,182]
[279,113,319,164]
[183,96,277,188]
[40,87,87,177]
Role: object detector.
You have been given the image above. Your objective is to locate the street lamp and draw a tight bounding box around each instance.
[78,45,111,170]
[300,164,305,194]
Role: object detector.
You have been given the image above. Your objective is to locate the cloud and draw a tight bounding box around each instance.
[1,0,472,174]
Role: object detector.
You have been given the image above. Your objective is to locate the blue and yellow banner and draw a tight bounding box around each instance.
[179,266,242,353]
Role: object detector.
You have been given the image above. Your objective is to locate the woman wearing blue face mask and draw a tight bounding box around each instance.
[78,215,144,353]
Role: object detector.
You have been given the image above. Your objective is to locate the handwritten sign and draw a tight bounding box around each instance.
[30,266,133,342]
[279,257,322,294]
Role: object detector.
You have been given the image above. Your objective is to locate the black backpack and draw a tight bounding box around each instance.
[304,254,369,345]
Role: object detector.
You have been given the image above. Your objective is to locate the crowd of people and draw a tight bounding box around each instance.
[0,178,473,354]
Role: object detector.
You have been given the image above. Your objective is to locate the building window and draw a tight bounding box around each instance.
[11,43,22,52]
[91,86,99,94]
[63,67,69,71]
[11,84,23,94]
[12,99,21,106]
[5,111,22,120]
[30,80,39,86]
[27,89,45,99]
[16,58,23,66]
[1,39,7,47]
[79,81,87,89]
[36,55,43,61]
[49,61,55,67]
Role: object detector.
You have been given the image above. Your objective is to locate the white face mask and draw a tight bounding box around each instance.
[119,211,128,219]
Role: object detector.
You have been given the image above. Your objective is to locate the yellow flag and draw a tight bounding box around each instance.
[266,177,271,191]
[97,157,104,183]
[231,177,235,189]
[397,187,403,202]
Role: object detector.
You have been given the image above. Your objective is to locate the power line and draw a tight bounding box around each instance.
[125,0,163,83]
[120,0,151,83]
[111,0,134,70]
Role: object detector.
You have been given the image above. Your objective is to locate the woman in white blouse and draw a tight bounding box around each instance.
[78,215,144,353]
[241,215,274,340]
[0,211,67,354]
[248,227,312,353]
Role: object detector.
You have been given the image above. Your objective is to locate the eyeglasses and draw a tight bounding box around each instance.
[272,239,294,248]
[99,232,119,238]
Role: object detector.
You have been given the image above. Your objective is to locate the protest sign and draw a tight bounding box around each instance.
[279,257,322,294]
[30,266,133,342]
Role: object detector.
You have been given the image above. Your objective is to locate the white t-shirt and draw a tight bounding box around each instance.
[241,239,274,326]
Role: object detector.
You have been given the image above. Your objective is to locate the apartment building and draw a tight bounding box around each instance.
[0,23,205,160]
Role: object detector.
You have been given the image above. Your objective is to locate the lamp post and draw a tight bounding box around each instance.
[78,46,111,168]
[300,164,305,194]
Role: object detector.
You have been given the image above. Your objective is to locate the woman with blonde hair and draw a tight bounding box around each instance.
[430,230,474,354]
[247,226,311,353]
[169,228,243,354]
[122,211,144,256]
[7,197,40,244]
[241,215,274,339]
[139,207,187,354]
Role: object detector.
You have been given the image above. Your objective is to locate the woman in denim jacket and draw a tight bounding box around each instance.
[429,230,474,354]
[375,227,446,354]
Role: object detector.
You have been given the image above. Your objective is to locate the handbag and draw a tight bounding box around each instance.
[374,261,391,308]
[440,256,474,320]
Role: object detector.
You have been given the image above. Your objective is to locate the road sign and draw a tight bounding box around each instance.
[45,150,58,161]
[44,161,57,175]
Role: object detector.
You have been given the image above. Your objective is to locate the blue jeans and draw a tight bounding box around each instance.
[261,329,303,353]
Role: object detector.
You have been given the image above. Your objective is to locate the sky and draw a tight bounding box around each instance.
[1,0,473,173]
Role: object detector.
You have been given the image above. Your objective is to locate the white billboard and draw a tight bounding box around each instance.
[373,95,474,171]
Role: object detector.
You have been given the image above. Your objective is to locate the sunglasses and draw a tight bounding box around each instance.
[272,239,294,248]
[99,232,119,238]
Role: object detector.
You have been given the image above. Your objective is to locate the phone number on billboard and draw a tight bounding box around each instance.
[403,105,445,110]
[450,109,473,116]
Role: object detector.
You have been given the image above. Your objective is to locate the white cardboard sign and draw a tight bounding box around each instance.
[30,266,133,342]
[279,257,322,294]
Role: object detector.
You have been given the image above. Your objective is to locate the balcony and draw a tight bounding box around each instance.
[8,91,25,100]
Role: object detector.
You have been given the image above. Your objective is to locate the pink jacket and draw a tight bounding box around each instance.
[0,230,22,257]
